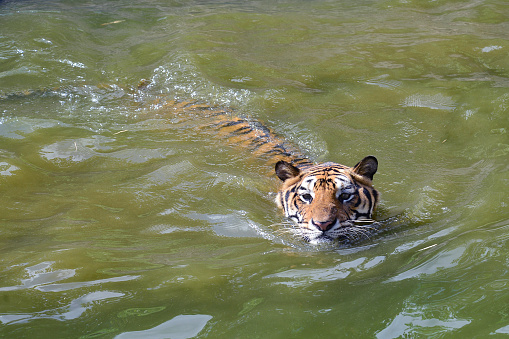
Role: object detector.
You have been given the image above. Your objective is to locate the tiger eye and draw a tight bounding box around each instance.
[338,193,352,201]
[301,193,313,202]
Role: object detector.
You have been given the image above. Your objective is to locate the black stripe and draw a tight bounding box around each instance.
[284,190,291,204]
[354,212,370,219]
[264,149,285,156]
[227,120,248,127]
[352,193,362,208]
[230,126,252,135]
[250,121,272,135]
[291,197,299,211]
[362,187,373,209]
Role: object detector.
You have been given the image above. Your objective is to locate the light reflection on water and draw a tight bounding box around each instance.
[1,0,509,337]
[0,290,125,325]
[114,314,213,339]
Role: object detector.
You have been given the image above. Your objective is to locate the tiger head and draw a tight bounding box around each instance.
[275,156,379,244]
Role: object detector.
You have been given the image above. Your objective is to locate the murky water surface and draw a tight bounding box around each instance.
[1,0,508,337]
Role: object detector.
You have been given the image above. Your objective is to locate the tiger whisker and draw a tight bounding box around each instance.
[352,224,378,232]
[334,224,374,242]
[352,226,374,241]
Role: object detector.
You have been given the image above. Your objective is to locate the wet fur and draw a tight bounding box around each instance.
[275,157,379,244]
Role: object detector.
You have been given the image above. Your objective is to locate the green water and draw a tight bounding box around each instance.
[1,0,508,337]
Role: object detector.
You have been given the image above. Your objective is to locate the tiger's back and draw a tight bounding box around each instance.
[155,99,313,169]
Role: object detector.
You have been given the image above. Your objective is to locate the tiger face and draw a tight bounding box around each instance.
[275,156,379,244]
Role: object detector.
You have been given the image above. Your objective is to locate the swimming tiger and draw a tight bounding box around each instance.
[154,98,380,244]
[3,83,380,243]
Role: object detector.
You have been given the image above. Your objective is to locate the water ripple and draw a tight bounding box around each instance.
[403,93,456,110]
[0,261,139,292]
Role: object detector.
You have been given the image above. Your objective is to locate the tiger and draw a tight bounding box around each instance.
[3,83,380,244]
[154,99,380,244]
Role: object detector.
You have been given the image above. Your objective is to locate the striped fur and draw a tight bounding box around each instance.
[4,86,380,243]
[275,157,379,244]
[156,100,379,243]
[155,99,313,169]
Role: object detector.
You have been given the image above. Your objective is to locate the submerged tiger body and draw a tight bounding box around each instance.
[154,99,313,169]
[157,99,380,244]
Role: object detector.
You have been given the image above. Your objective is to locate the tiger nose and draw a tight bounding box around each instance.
[311,218,336,231]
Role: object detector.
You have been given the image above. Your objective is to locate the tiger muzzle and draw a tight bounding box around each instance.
[311,218,337,232]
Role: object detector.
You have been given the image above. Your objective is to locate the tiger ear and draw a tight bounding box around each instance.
[353,156,378,181]
[275,161,301,181]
